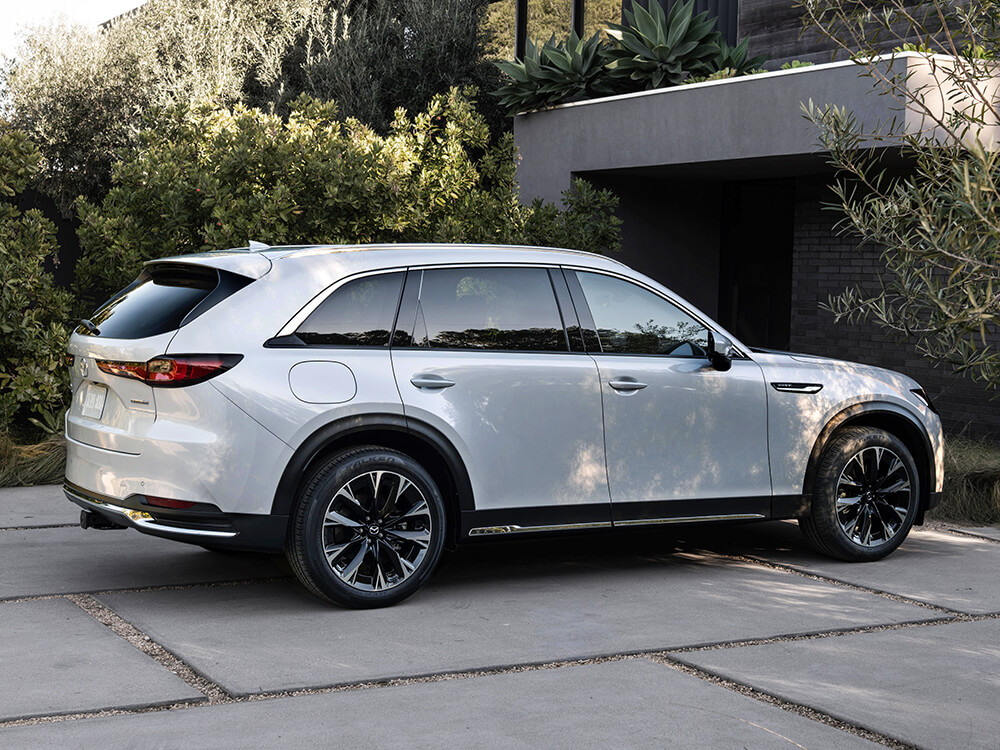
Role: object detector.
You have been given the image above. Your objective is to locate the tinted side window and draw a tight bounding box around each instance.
[297,272,404,346]
[409,267,566,352]
[576,271,709,356]
[78,265,224,340]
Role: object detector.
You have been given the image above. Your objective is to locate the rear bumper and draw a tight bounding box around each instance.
[64,481,287,552]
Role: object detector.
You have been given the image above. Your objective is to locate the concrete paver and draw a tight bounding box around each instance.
[696,522,1000,615]
[0,658,880,749]
[0,527,283,599]
[98,550,933,695]
[0,485,78,528]
[0,598,202,721]
[677,619,1000,750]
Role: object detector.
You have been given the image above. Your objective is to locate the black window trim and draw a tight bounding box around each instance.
[391,263,582,355]
[561,266,749,360]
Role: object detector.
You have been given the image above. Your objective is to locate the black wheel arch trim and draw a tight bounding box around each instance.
[271,412,475,527]
[803,402,937,516]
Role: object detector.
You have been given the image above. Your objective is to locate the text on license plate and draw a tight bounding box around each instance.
[81,384,108,420]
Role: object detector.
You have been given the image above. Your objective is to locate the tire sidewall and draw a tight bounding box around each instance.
[293,449,446,608]
[812,428,921,562]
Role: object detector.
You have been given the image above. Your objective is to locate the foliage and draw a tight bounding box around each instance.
[800,0,1000,384]
[75,89,621,307]
[0,131,74,435]
[494,32,615,113]
[0,433,66,487]
[604,0,721,89]
[300,0,505,136]
[3,0,509,211]
[928,435,1000,525]
[483,0,623,59]
[522,178,622,256]
[704,38,769,77]
[780,60,815,69]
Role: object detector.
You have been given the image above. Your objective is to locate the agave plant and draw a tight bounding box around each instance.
[494,32,614,114]
[605,0,722,89]
[703,38,769,76]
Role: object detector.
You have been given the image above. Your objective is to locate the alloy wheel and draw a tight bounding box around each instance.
[321,470,433,591]
[836,446,913,547]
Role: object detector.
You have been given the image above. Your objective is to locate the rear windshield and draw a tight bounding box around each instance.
[77,265,247,339]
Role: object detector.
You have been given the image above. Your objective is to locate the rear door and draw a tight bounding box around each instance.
[391,266,611,531]
[67,264,247,454]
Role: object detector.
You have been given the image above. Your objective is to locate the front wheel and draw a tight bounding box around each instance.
[800,426,920,562]
[286,447,446,608]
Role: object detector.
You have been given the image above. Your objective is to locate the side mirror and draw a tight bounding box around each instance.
[707,331,733,372]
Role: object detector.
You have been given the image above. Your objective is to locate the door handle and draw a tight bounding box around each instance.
[609,378,648,392]
[410,374,456,390]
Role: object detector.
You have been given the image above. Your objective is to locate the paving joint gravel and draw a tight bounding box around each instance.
[66,594,232,704]
[0,524,79,531]
[0,575,294,604]
[709,550,971,615]
[651,655,915,749]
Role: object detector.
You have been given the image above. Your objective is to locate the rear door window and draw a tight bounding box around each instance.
[77,265,245,340]
[398,267,567,352]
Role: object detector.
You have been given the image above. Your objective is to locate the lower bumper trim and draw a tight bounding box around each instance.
[65,484,237,539]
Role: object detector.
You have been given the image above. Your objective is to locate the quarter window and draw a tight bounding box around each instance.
[576,271,709,356]
[296,272,404,346]
[403,267,567,352]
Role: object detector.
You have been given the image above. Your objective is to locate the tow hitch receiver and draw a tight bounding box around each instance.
[80,509,127,530]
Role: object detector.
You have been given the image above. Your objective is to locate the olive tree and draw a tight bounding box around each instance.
[801,0,1000,385]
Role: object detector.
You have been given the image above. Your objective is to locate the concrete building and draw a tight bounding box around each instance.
[513,1,1000,437]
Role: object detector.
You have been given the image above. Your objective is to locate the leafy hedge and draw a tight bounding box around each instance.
[0,132,74,436]
[76,88,620,308]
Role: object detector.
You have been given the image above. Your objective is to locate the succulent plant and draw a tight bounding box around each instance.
[704,38,769,76]
[494,32,615,114]
[605,0,722,89]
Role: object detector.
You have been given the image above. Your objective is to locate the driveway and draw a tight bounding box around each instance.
[1,485,998,749]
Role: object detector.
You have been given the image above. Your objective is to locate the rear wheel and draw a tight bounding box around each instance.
[286,447,445,608]
[800,426,920,562]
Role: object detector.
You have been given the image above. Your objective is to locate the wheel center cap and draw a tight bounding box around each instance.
[368,524,380,536]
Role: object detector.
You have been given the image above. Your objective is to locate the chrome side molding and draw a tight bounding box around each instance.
[469,513,765,536]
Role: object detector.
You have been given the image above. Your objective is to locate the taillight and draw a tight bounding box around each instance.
[96,355,242,387]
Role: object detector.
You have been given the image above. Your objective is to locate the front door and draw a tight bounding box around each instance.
[569,270,771,524]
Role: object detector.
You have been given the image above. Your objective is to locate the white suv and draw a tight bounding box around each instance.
[65,244,944,607]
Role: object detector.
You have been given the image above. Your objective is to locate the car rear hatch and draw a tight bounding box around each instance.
[67,257,261,454]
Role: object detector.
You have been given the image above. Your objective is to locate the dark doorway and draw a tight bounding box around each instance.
[718,180,794,350]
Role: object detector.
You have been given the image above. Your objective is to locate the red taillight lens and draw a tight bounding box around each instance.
[96,355,242,387]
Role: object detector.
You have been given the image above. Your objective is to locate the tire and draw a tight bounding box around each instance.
[800,426,920,562]
[286,446,446,608]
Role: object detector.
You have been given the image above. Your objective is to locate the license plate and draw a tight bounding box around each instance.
[81,384,108,420]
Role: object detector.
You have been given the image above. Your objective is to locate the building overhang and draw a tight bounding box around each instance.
[514,52,1000,201]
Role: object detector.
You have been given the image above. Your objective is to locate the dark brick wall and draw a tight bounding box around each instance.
[789,178,1000,438]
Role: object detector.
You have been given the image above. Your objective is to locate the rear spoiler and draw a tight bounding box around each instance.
[142,250,279,280]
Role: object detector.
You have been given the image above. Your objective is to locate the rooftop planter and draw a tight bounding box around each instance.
[513,52,1000,202]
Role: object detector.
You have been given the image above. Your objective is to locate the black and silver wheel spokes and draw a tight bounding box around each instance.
[321,471,433,591]
[836,446,912,547]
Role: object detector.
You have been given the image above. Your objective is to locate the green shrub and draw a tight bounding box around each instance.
[0,131,74,435]
[929,435,1000,525]
[75,89,621,307]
